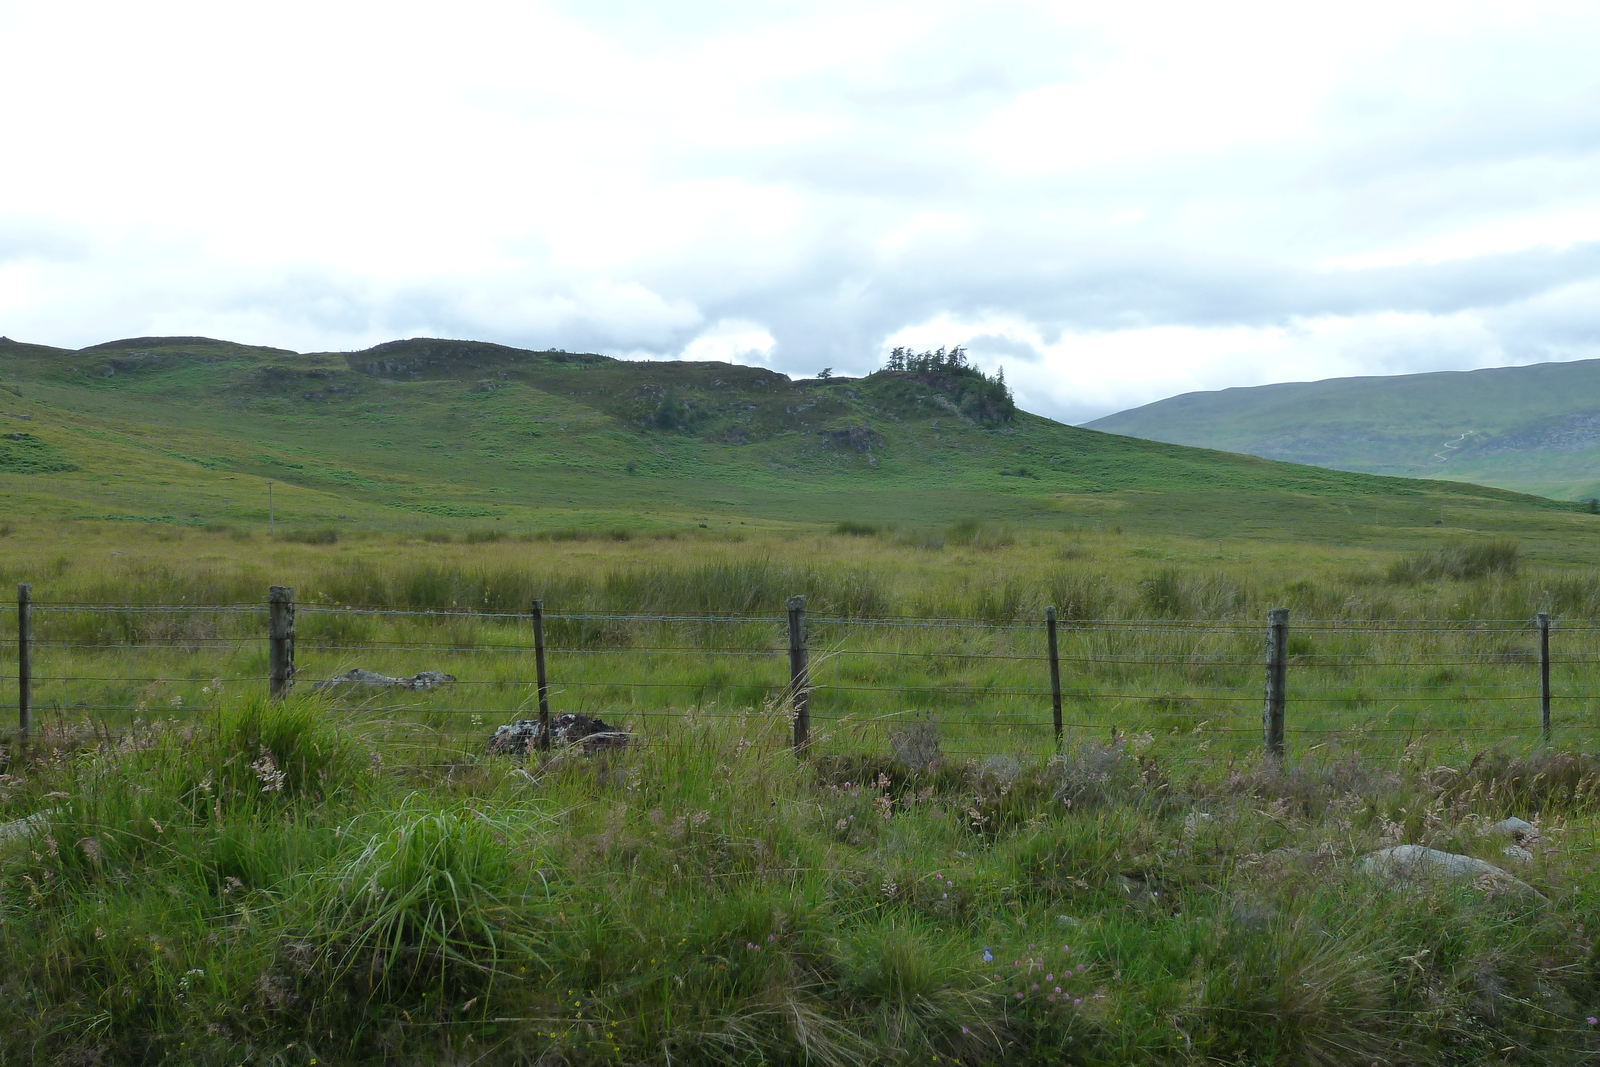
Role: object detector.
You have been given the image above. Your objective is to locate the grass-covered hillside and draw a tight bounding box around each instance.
[1086,358,1600,502]
[0,335,1587,551]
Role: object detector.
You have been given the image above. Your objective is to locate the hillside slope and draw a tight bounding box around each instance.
[0,335,1585,549]
[1085,359,1600,501]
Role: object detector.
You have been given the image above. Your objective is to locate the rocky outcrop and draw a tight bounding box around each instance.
[486,713,628,754]
[313,668,455,692]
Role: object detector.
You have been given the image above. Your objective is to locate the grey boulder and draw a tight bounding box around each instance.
[313,668,456,691]
[487,713,628,755]
[1360,844,1544,901]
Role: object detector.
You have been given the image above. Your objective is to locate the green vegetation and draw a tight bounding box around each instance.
[3,694,1600,1064]
[1,334,1588,551]
[7,335,1600,1062]
[1086,356,1600,501]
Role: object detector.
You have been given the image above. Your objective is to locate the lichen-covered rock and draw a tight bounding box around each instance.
[486,713,628,754]
[1360,844,1544,901]
[1492,816,1536,839]
[313,668,455,691]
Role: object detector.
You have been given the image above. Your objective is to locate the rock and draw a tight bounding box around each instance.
[313,668,455,692]
[486,713,628,755]
[1360,845,1544,901]
[1501,845,1534,865]
[1491,816,1535,839]
[0,811,49,841]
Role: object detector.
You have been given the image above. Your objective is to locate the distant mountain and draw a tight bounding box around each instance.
[1085,359,1600,501]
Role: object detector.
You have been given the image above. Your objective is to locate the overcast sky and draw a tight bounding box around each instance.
[3,0,1599,423]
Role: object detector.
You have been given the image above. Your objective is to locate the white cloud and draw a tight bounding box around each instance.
[678,319,776,365]
[3,0,1600,420]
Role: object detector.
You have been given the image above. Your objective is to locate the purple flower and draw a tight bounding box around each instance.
[1076,963,1086,972]
[1031,983,1039,991]
[1054,987,1062,994]
[942,892,948,899]
[1061,945,1070,953]
[1048,994,1056,1002]
[1590,1016,1598,1026]
[766,934,776,942]
[1046,973,1054,981]
[982,948,993,963]
[961,1026,970,1034]
[1015,992,1024,1000]
[1073,998,1082,1006]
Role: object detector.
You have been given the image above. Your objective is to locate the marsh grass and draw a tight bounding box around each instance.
[3,700,1598,1064]
[1,527,1600,1059]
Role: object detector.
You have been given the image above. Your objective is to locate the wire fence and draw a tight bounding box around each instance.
[4,585,1599,760]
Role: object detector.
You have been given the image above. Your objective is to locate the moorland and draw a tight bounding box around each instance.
[1089,357,1600,502]
[0,336,1599,1064]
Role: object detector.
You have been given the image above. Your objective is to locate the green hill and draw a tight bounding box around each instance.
[0,334,1588,550]
[1085,359,1600,501]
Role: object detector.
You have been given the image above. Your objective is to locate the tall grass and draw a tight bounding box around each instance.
[1,704,1598,1064]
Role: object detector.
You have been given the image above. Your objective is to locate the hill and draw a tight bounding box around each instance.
[0,334,1590,552]
[1085,358,1600,501]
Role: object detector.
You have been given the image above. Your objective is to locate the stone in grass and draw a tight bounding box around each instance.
[0,811,49,841]
[1491,816,1536,840]
[1359,844,1545,902]
[486,713,628,755]
[313,668,456,692]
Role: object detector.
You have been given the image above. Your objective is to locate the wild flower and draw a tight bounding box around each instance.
[982,948,993,962]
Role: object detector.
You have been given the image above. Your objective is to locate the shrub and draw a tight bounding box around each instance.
[1387,540,1520,583]
[888,715,941,772]
[278,527,339,545]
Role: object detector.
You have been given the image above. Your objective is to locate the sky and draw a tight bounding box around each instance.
[2,0,1599,424]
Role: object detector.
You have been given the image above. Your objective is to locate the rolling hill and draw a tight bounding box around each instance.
[1085,358,1600,502]
[0,334,1588,550]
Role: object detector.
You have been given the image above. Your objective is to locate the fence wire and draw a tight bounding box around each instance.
[3,599,1598,759]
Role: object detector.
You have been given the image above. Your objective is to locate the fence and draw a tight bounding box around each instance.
[4,583,1599,760]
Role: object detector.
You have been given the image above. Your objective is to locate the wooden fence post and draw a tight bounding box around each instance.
[1538,611,1551,741]
[531,598,551,750]
[787,595,810,752]
[1045,606,1062,744]
[268,586,295,700]
[1263,607,1288,758]
[17,583,30,742]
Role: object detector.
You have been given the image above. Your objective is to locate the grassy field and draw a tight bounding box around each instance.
[4,338,1600,1063]
[0,523,1598,1061]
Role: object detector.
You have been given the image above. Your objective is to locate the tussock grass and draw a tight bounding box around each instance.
[2,706,1599,1064]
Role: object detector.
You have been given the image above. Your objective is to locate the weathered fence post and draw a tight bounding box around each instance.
[531,598,551,751]
[1537,611,1551,741]
[787,595,810,752]
[268,586,295,700]
[1263,607,1288,758]
[17,583,31,742]
[1045,606,1062,744]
